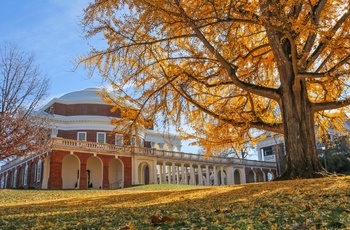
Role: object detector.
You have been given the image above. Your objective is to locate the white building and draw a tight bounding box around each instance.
[0,88,277,189]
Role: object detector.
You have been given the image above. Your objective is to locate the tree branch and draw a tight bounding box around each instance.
[174,0,281,102]
[312,98,350,112]
[306,9,350,69]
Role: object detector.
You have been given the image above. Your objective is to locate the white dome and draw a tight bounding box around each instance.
[58,88,104,104]
[39,88,107,112]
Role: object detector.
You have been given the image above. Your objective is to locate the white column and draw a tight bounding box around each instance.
[176,166,180,184]
[189,164,195,185]
[158,164,162,184]
[226,166,234,185]
[197,165,203,185]
[133,159,139,185]
[172,163,176,184]
[213,165,218,186]
[153,161,158,184]
[162,162,166,184]
[241,168,247,184]
[185,166,189,184]
[206,165,210,185]
[181,163,185,184]
[167,165,171,184]
[220,166,225,185]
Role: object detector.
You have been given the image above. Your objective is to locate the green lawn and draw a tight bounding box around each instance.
[0,176,349,229]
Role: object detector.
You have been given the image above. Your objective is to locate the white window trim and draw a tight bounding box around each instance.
[23,165,28,186]
[13,169,17,188]
[115,133,123,146]
[4,174,8,189]
[34,164,37,182]
[0,177,4,189]
[131,136,136,146]
[97,132,106,144]
[37,160,42,183]
[77,132,87,141]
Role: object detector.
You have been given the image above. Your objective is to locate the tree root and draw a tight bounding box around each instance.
[273,169,341,181]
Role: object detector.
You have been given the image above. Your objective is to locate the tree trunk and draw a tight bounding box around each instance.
[278,78,324,179]
[263,19,325,179]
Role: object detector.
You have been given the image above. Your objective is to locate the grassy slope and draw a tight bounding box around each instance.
[0,176,349,229]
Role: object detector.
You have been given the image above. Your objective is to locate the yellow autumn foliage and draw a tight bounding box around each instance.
[77,0,350,177]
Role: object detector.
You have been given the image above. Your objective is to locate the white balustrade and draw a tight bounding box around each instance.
[49,137,276,169]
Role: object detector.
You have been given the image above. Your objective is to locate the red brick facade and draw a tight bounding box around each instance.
[0,156,43,189]
[46,150,133,189]
[47,103,121,117]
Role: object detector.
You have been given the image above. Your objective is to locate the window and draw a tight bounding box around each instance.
[97,132,106,144]
[1,176,4,189]
[131,136,136,146]
[13,169,17,188]
[77,132,87,141]
[23,165,28,186]
[262,146,274,156]
[36,160,42,182]
[4,174,8,189]
[34,164,37,182]
[115,134,123,146]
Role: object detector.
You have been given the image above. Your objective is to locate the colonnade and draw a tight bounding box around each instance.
[156,162,232,185]
[135,158,254,186]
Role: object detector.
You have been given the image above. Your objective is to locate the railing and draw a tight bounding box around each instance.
[52,138,276,168]
[0,153,38,171]
[0,138,276,172]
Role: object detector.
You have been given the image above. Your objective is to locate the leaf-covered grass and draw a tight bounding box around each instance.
[0,176,349,229]
[122,183,205,191]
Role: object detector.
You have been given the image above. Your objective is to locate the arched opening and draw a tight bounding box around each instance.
[109,158,123,189]
[62,154,80,189]
[86,156,103,189]
[267,172,274,181]
[138,162,150,185]
[248,170,255,183]
[144,165,150,184]
[234,170,241,184]
[256,171,265,182]
[217,169,227,185]
[209,171,214,185]
[202,175,207,185]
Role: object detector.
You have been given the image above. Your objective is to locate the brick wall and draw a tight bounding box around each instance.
[48,103,121,117]
[118,156,132,187]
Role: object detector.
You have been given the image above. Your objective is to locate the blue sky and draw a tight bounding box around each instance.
[0,0,200,154]
[0,1,102,100]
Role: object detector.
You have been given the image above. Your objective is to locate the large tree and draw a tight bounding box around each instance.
[0,43,51,161]
[79,0,350,179]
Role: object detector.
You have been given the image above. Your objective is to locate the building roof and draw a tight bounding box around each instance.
[40,88,106,112]
[58,88,103,103]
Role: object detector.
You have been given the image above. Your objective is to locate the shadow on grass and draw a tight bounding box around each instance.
[0,176,349,229]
